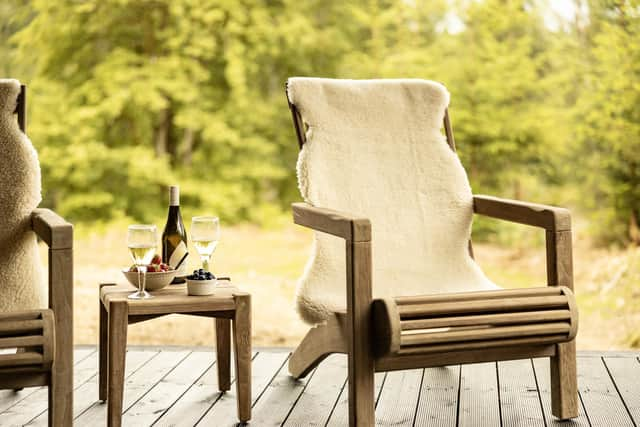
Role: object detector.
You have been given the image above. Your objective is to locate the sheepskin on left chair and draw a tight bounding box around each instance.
[0,81,74,427]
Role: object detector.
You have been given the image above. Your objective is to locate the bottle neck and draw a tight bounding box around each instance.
[169,186,180,206]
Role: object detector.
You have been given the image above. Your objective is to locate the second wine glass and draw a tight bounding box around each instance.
[191,216,220,272]
[127,224,157,299]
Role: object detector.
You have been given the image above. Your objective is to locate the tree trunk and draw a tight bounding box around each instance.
[513,178,522,200]
[630,211,640,245]
[181,128,194,167]
[165,108,176,165]
[154,108,171,157]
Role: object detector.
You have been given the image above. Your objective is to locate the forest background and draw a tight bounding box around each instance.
[1,0,639,349]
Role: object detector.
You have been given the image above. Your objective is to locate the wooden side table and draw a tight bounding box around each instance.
[98,282,251,427]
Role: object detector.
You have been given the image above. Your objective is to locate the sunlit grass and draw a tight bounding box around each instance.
[53,221,640,350]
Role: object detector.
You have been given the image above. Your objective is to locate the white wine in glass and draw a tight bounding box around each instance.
[191,216,220,272]
[127,224,157,299]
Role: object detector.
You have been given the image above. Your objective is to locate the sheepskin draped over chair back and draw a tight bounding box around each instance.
[0,79,45,312]
[287,78,498,325]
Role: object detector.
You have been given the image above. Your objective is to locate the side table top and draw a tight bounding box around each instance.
[99,282,249,316]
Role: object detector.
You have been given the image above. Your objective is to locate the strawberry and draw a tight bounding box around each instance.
[147,264,158,273]
[160,263,169,271]
[151,254,162,265]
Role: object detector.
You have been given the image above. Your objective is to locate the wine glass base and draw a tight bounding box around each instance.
[128,290,153,300]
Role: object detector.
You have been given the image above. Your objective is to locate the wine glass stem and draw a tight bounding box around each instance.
[138,265,147,293]
[201,256,210,272]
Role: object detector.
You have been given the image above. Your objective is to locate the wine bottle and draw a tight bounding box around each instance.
[162,185,188,282]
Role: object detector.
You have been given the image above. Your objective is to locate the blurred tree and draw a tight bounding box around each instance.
[4,0,638,245]
[573,0,640,244]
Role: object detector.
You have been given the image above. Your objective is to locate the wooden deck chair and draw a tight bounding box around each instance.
[0,84,74,426]
[285,78,578,426]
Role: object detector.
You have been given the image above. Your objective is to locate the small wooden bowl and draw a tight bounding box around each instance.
[186,278,217,296]
[122,269,178,291]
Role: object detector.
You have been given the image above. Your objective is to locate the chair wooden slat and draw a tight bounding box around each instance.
[396,335,569,355]
[0,351,44,368]
[0,335,44,349]
[400,322,571,347]
[395,286,562,306]
[0,320,43,336]
[398,296,569,318]
[400,309,572,331]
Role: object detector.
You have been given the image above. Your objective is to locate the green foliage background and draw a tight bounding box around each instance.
[1,0,639,245]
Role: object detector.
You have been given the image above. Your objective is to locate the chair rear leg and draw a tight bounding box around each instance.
[551,341,579,420]
[289,314,347,379]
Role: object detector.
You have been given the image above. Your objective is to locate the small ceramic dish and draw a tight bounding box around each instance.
[186,278,217,296]
[122,269,178,291]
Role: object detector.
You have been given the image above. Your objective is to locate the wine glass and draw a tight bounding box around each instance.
[127,224,157,299]
[191,216,220,272]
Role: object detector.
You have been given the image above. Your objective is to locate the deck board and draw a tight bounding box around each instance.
[0,348,638,426]
[196,350,289,426]
[75,350,188,426]
[414,365,459,427]
[325,371,387,426]
[122,351,212,426]
[250,355,312,425]
[375,368,423,426]
[578,356,635,427]
[283,354,347,426]
[458,362,501,427]
[532,357,591,427]
[603,356,640,425]
[498,359,546,427]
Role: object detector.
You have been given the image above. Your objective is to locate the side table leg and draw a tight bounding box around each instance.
[216,318,231,392]
[107,301,128,427]
[99,299,108,401]
[233,294,251,422]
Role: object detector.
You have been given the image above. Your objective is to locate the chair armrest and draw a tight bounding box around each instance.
[473,195,571,232]
[31,208,73,249]
[292,202,371,242]
[473,195,573,289]
[292,202,373,372]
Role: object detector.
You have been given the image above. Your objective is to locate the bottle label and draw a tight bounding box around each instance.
[169,241,188,269]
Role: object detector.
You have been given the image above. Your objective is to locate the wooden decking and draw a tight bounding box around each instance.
[0,347,638,426]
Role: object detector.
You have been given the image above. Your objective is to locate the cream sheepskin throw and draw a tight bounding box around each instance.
[0,79,45,312]
[287,78,499,325]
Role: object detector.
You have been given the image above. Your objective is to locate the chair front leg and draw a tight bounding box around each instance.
[346,240,375,427]
[49,247,73,427]
[546,229,579,419]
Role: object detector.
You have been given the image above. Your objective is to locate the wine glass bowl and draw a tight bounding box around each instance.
[191,216,220,272]
[127,224,157,299]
